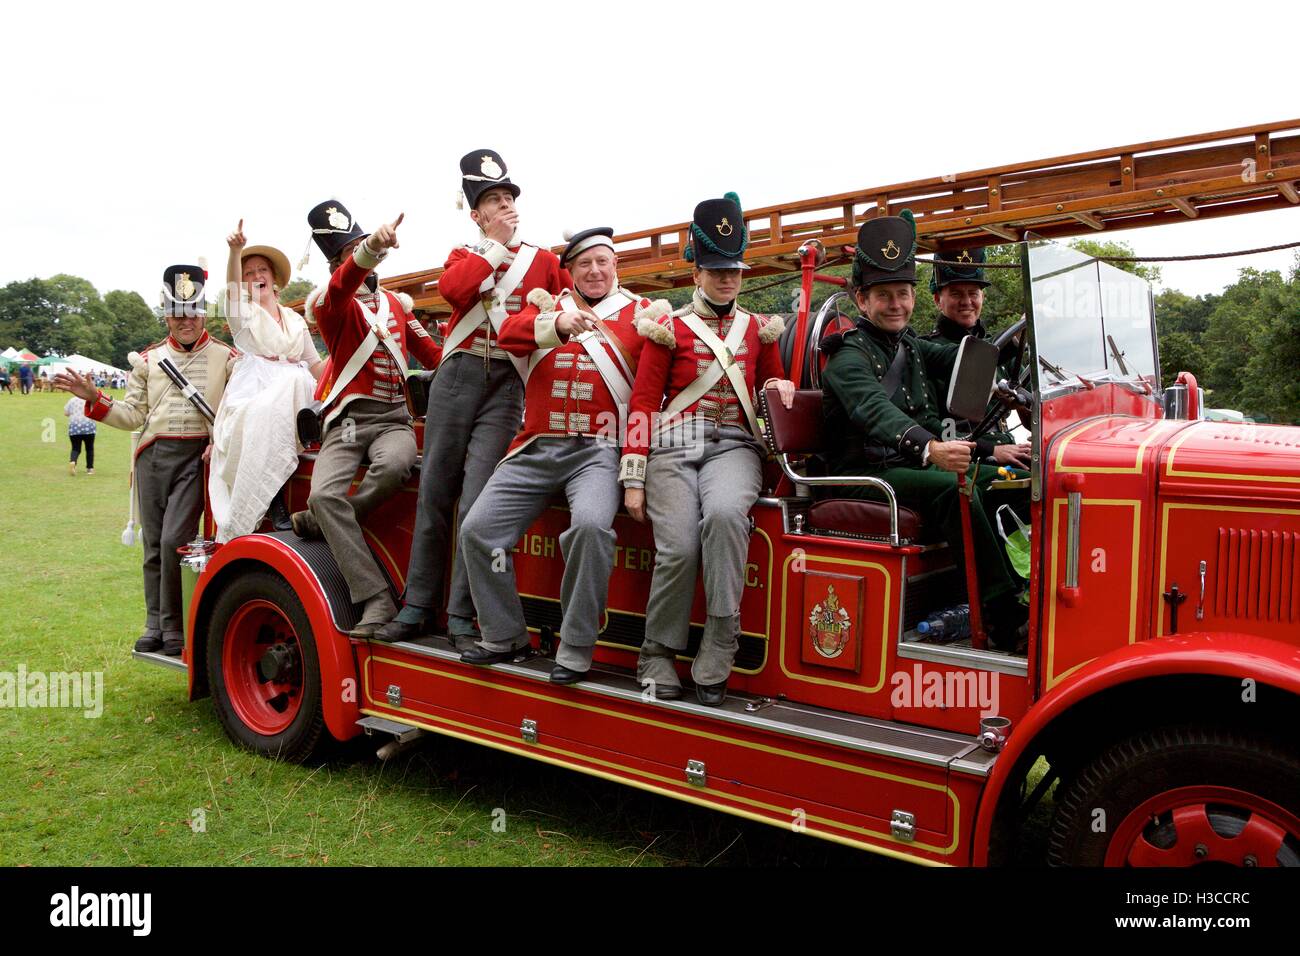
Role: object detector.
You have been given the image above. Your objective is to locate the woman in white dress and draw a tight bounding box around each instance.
[209,220,325,542]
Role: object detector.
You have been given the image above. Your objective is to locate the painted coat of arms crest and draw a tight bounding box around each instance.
[808,584,852,659]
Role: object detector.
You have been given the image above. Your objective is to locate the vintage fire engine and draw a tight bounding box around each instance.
[143,120,1300,866]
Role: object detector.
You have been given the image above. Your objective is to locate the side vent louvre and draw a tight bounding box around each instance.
[1215,528,1298,622]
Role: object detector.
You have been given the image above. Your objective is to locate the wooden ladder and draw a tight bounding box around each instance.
[303,119,1300,319]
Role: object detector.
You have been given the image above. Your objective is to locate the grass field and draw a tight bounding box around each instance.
[0,391,891,867]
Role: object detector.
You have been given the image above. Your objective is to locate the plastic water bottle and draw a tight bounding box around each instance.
[916,605,971,643]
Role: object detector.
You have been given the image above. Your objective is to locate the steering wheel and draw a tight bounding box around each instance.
[990,317,1032,417]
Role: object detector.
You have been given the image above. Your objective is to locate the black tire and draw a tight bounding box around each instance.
[206,569,327,763]
[1046,726,1300,867]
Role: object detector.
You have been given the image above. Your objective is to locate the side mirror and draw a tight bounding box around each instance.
[947,336,999,422]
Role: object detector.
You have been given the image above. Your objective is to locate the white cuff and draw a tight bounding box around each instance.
[921,441,931,466]
[475,239,510,270]
[533,312,563,350]
[354,238,386,270]
[619,453,647,484]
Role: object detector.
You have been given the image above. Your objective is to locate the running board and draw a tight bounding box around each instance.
[131,650,187,673]
[373,636,997,778]
[357,715,425,744]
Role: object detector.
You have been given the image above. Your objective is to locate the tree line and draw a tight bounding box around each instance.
[0,275,314,370]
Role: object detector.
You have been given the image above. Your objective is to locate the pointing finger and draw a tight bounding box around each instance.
[393,212,404,229]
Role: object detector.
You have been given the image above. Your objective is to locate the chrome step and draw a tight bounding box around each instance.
[131,650,187,673]
[356,715,424,744]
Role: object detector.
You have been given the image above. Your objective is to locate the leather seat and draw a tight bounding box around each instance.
[807,498,925,542]
[759,387,927,544]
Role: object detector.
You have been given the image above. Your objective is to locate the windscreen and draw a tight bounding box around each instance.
[1024,241,1158,390]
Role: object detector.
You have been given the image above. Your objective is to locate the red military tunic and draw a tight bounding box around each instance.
[622,289,785,480]
[498,287,667,459]
[437,237,565,364]
[306,243,442,428]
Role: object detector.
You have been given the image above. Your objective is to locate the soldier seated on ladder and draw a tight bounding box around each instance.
[458,227,667,680]
[623,194,796,706]
[375,150,564,649]
[55,266,236,656]
[820,213,1028,651]
[920,246,1029,469]
[291,200,443,637]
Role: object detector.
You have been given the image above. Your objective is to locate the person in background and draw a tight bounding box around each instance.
[64,391,97,475]
[18,363,33,394]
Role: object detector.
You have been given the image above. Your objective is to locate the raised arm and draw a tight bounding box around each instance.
[225,219,247,333]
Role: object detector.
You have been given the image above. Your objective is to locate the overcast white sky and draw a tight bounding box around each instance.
[2,0,1297,308]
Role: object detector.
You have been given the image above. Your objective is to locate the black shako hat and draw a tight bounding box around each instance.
[308,200,368,261]
[685,193,749,270]
[460,149,520,210]
[852,210,917,290]
[930,246,990,292]
[161,264,206,318]
[561,226,615,266]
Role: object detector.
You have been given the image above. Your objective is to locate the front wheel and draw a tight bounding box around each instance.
[1047,726,1300,867]
[206,570,327,763]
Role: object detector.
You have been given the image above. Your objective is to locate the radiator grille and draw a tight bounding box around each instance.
[1215,528,1298,623]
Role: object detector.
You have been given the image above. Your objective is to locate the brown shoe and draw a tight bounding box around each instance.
[350,593,398,638]
[291,509,321,540]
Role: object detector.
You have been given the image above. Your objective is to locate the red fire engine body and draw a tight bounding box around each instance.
[155,234,1300,869]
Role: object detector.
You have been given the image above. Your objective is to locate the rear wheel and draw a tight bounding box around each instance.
[206,570,326,763]
[1047,726,1300,867]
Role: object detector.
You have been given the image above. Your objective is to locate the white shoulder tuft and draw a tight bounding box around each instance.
[527,287,556,312]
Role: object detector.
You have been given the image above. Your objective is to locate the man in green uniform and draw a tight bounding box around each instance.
[820,213,1027,650]
[921,247,1029,469]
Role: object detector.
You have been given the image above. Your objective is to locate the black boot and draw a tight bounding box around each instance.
[268,485,293,532]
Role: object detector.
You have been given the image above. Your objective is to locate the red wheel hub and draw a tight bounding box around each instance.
[1106,785,1300,867]
[222,599,304,736]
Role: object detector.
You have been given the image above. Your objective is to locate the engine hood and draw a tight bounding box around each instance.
[1160,420,1300,497]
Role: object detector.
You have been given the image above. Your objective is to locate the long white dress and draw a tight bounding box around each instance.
[209,288,320,542]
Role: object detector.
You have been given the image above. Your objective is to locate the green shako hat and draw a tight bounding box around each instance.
[929,246,990,292]
[851,210,917,289]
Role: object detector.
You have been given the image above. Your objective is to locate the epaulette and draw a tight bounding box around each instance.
[756,313,785,344]
[637,308,675,346]
[303,286,327,327]
[820,327,858,356]
[527,288,557,312]
[633,297,671,324]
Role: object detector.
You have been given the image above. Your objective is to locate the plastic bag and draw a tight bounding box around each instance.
[996,504,1031,579]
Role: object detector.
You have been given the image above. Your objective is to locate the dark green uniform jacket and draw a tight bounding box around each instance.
[920,315,1016,448]
[820,316,1020,611]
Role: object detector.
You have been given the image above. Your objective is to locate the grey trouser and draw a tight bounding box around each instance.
[404,352,524,618]
[308,399,417,603]
[644,425,762,651]
[135,439,205,634]
[461,438,619,653]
